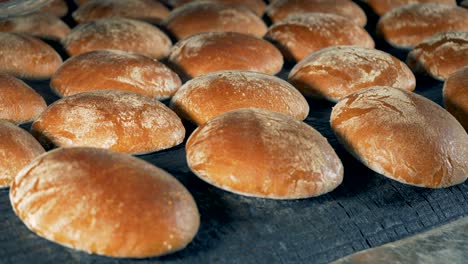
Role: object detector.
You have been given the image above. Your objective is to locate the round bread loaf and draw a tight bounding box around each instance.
[168,32,283,78]
[0,74,47,124]
[266,0,367,27]
[0,121,45,188]
[40,0,68,17]
[186,108,343,199]
[168,0,266,16]
[10,147,199,258]
[406,31,468,81]
[170,70,309,125]
[377,3,468,48]
[0,33,62,79]
[163,2,267,40]
[265,14,374,62]
[51,50,181,99]
[0,12,70,40]
[73,0,170,24]
[443,67,468,130]
[331,86,468,188]
[364,0,456,16]
[62,17,172,59]
[31,90,185,155]
[289,46,416,102]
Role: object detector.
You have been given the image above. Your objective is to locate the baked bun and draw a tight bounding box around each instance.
[73,0,170,24]
[407,31,468,80]
[0,121,45,188]
[62,17,171,59]
[163,2,267,40]
[443,67,468,130]
[40,0,69,17]
[10,147,199,258]
[31,90,185,155]
[169,0,266,16]
[0,74,47,124]
[266,0,367,27]
[170,70,309,125]
[0,12,70,40]
[331,86,468,188]
[365,0,456,16]
[289,46,416,102]
[51,50,181,99]
[168,32,283,78]
[265,14,374,62]
[186,108,343,199]
[0,33,62,79]
[377,3,468,48]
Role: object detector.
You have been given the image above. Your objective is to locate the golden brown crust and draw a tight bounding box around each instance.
[51,49,181,99]
[377,3,468,48]
[331,86,468,188]
[265,14,375,62]
[40,0,69,17]
[443,67,468,130]
[10,147,199,258]
[163,2,267,40]
[62,17,172,59]
[0,74,47,124]
[168,0,267,16]
[289,46,416,102]
[170,70,309,125]
[365,0,456,16]
[0,121,45,188]
[168,32,283,78]
[73,0,170,24]
[266,0,367,27]
[0,33,62,79]
[31,90,185,155]
[407,32,468,81]
[0,12,70,40]
[186,108,344,199]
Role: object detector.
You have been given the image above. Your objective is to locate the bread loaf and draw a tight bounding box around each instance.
[0,12,70,40]
[0,121,45,188]
[63,17,172,59]
[51,49,181,99]
[407,31,468,80]
[170,70,309,125]
[10,147,199,258]
[265,14,374,62]
[331,86,468,188]
[186,108,344,199]
[168,32,283,78]
[443,67,468,130]
[289,46,416,102]
[168,0,266,16]
[40,0,68,17]
[364,0,456,16]
[31,90,185,155]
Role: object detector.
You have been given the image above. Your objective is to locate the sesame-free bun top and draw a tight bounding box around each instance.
[266,0,367,27]
[331,86,468,188]
[73,0,170,24]
[407,31,468,81]
[365,0,456,16]
[0,33,62,79]
[443,67,468,130]
[265,14,375,62]
[0,74,47,124]
[62,17,172,59]
[289,46,416,102]
[186,108,344,199]
[31,90,185,155]
[10,147,200,258]
[0,121,45,188]
[0,12,70,40]
[377,3,468,48]
[168,32,283,78]
[168,0,267,16]
[40,0,69,17]
[170,70,309,125]
[51,50,181,99]
[163,2,267,40]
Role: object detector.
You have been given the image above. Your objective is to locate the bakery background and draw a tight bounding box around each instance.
[0,0,467,263]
